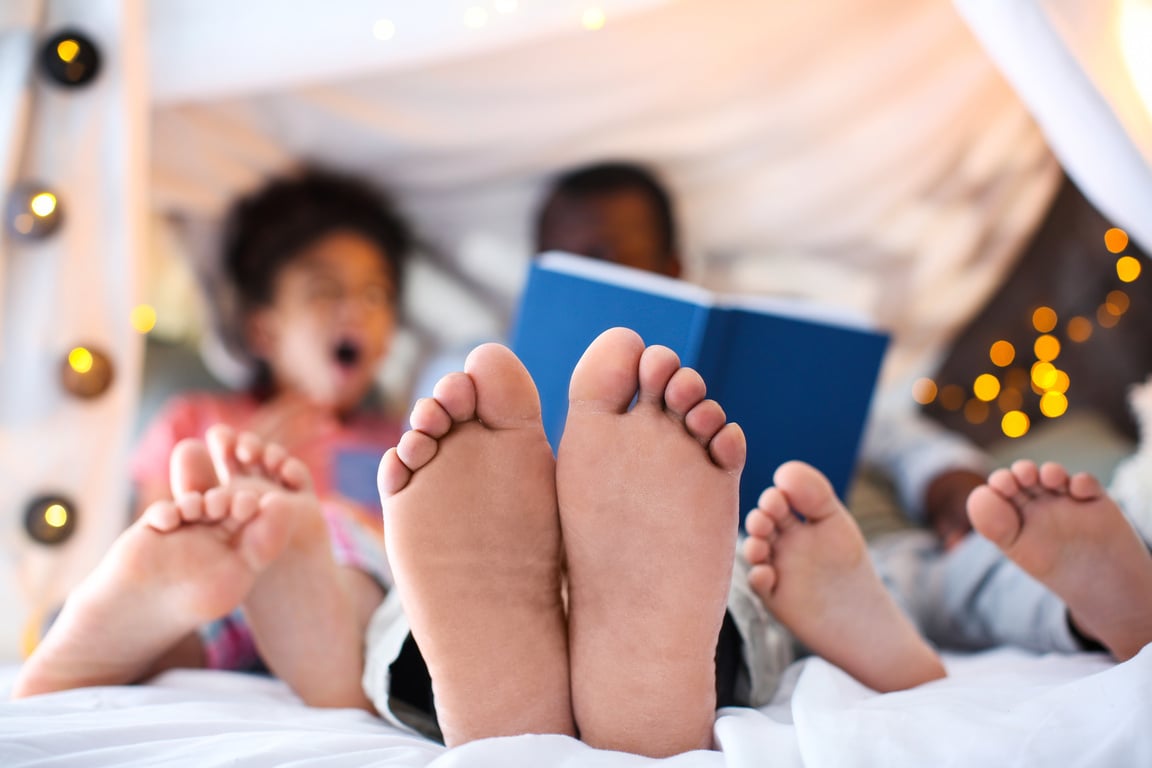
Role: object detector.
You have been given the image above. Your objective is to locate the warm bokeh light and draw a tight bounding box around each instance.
[1031,361,1057,390]
[1050,369,1070,395]
[1005,368,1030,391]
[989,340,1015,367]
[1031,306,1057,333]
[1097,304,1120,328]
[964,398,989,425]
[1104,227,1129,254]
[1002,410,1030,438]
[582,6,607,30]
[998,388,1023,412]
[912,377,938,405]
[973,373,1000,402]
[1117,255,1142,282]
[939,384,965,411]
[68,346,94,374]
[130,304,157,334]
[1040,391,1069,418]
[44,503,69,528]
[1105,289,1130,315]
[464,6,488,27]
[1067,315,1093,342]
[373,19,396,40]
[1033,334,1061,362]
[30,192,57,218]
[56,39,80,63]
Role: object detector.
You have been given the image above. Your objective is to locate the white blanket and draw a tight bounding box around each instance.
[3,647,1149,767]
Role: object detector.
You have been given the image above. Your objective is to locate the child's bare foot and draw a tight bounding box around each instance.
[11,439,289,698]
[968,460,1152,661]
[378,343,573,746]
[743,461,946,692]
[557,328,744,757]
[204,425,378,709]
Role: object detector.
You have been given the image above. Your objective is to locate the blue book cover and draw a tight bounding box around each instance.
[510,252,889,520]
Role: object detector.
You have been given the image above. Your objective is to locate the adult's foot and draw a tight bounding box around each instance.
[12,439,288,698]
[379,343,573,746]
[205,425,378,709]
[558,328,745,757]
[743,461,946,692]
[968,460,1152,660]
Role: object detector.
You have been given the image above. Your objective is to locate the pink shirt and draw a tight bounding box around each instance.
[131,391,403,530]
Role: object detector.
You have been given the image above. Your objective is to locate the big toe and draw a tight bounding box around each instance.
[772,461,841,521]
[170,438,220,496]
[568,327,645,412]
[465,343,543,428]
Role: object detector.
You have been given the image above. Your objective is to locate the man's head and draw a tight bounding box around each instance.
[534,162,681,278]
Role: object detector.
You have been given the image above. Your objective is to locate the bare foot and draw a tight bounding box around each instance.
[378,343,573,746]
[12,439,289,698]
[743,461,946,692]
[204,425,378,709]
[557,328,744,757]
[968,460,1152,661]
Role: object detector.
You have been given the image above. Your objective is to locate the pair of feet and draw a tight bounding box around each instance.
[379,327,948,756]
[13,426,374,709]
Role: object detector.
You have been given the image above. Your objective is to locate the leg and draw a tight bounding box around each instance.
[967,460,1152,660]
[12,439,289,698]
[558,328,744,757]
[378,343,573,746]
[743,461,946,692]
[204,425,380,710]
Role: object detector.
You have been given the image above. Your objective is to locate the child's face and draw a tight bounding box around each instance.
[247,230,397,413]
[538,189,680,277]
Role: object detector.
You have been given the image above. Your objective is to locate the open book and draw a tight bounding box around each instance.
[510,252,890,520]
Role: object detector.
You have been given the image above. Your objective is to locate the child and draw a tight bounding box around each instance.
[374,327,1152,755]
[14,168,410,707]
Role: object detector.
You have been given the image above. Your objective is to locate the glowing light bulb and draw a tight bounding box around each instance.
[973,373,1000,402]
[1001,410,1030,438]
[582,7,607,30]
[57,39,80,63]
[44,503,68,528]
[1117,255,1142,283]
[1031,361,1057,390]
[1032,306,1057,333]
[1040,391,1068,418]
[1097,304,1120,328]
[1050,369,1070,394]
[1105,290,1130,315]
[30,192,57,218]
[1104,227,1129,254]
[68,346,94,374]
[1067,316,1093,342]
[989,340,1015,367]
[1033,334,1061,362]
[912,377,937,405]
[131,304,157,334]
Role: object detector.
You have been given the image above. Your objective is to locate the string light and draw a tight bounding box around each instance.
[964,398,989,424]
[1104,227,1129,254]
[6,183,63,239]
[61,344,114,399]
[1031,306,1057,333]
[68,346,94,374]
[973,373,1000,402]
[1067,315,1093,342]
[40,29,101,87]
[989,340,1015,367]
[1001,410,1030,438]
[939,384,965,411]
[1116,255,1142,283]
[1040,391,1068,418]
[1033,334,1060,362]
[24,495,77,545]
[131,304,157,334]
[912,377,937,405]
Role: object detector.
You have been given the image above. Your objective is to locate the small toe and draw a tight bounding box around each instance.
[378,447,413,497]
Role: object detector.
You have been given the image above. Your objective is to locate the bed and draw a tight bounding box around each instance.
[3,646,1150,767]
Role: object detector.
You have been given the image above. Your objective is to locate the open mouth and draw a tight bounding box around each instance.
[333,339,362,368]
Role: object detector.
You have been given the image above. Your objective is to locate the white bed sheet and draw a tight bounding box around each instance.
[2,647,1149,767]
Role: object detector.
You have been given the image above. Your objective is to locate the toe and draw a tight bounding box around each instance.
[966,485,1022,549]
[747,563,777,598]
[1069,471,1104,501]
[665,367,707,419]
[568,327,645,413]
[206,425,242,485]
[142,501,182,532]
[277,456,314,493]
[743,534,770,565]
[637,345,681,408]
[378,447,412,497]
[708,423,746,472]
[397,430,439,472]
[410,397,453,438]
[432,372,478,424]
[170,438,220,496]
[466,343,543,428]
[685,400,726,446]
[987,468,1022,500]
[1038,462,1070,493]
[1010,459,1040,490]
[772,461,841,522]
